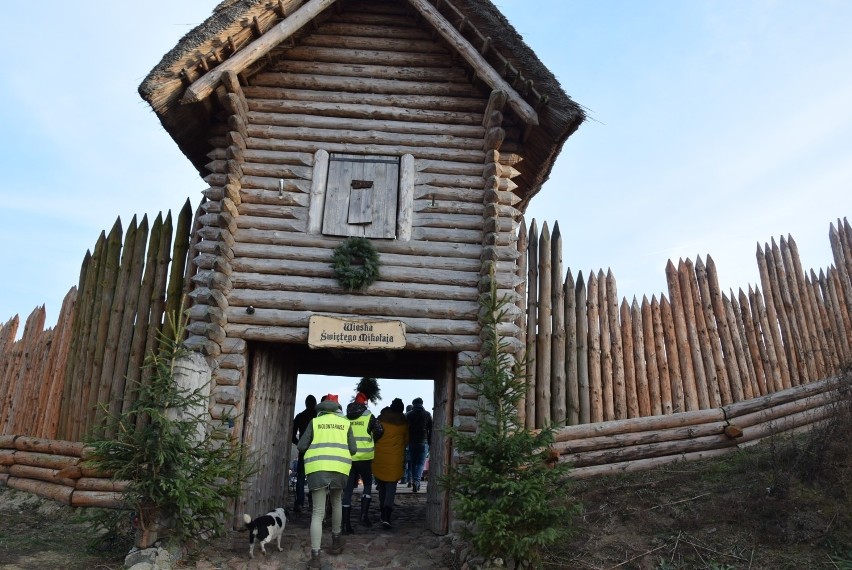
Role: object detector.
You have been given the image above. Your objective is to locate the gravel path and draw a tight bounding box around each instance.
[184,483,458,570]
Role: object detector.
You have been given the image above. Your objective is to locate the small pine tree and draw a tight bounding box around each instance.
[442,277,576,569]
[84,312,253,550]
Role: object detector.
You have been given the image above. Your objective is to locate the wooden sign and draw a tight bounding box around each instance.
[308,315,406,350]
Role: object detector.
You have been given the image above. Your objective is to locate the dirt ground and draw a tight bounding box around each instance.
[2,426,851,570]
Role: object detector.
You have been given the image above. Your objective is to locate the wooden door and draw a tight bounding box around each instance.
[237,345,297,521]
[322,154,400,238]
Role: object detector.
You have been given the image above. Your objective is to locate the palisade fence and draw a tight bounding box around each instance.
[0,199,200,441]
[0,208,850,498]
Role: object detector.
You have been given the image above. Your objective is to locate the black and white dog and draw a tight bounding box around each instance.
[243,507,287,558]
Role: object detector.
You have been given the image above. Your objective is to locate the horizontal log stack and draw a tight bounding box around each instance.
[0,435,127,508]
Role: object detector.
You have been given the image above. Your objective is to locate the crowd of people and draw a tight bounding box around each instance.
[291,378,433,568]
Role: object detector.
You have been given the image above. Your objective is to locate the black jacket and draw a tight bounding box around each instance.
[406,403,432,444]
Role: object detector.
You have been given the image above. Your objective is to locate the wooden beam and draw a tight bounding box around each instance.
[182,0,338,105]
[405,0,539,127]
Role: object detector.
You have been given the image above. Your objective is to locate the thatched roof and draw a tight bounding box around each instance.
[139,0,585,207]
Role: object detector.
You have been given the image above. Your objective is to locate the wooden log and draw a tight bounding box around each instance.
[826,268,852,362]
[620,300,638,418]
[9,464,77,487]
[705,255,745,400]
[11,451,79,470]
[596,270,615,421]
[788,236,826,377]
[561,431,736,467]
[755,245,792,389]
[6,477,73,504]
[641,296,662,416]
[575,272,590,424]
[666,261,698,411]
[809,269,841,372]
[605,270,626,420]
[751,286,784,393]
[553,419,729,454]
[587,272,603,423]
[163,199,193,337]
[660,296,685,413]
[565,269,579,425]
[631,298,651,417]
[728,293,756,399]
[514,220,528,428]
[249,95,483,125]
[85,219,123,436]
[567,447,738,479]
[780,236,817,381]
[41,289,78,439]
[737,401,837,446]
[535,223,552,428]
[13,437,84,456]
[681,258,712,408]
[550,224,566,425]
[829,223,852,339]
[723,374,844,419]
[228,289,478,320]
[70,490,126,509]
[767,240,803,385]
[74,231,109,440]
[651,296,673,415]
[739,289,769,396]
[75,477,130,492]
[57,251,92,440]
[695,257,731,405]
[122,215,162,416]
[730,390,839,429]
[524,221,538,430]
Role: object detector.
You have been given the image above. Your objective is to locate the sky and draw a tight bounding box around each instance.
[1,1,851,412]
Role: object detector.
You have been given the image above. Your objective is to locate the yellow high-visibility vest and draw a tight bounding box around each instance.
[350,410,375,461]
[304,413,352,476]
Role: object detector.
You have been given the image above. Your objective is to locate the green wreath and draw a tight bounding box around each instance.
[332,237,380,291]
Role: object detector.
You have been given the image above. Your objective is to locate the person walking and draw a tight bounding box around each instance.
[297,394,356,569]
[406,397,432,493]
[342,377,383,534]
[401,404,413,487]
[292,394,317,513]
[373,398,409,529]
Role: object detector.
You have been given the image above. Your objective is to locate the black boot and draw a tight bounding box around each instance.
[329,532,344,555]
[381,506,393,529]
[308,548,321,569]
[360,496,372,526]
[342,506,354,535]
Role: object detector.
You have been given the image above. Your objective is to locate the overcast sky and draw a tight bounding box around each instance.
[1,2,850,411]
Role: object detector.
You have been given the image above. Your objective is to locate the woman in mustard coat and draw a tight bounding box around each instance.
[372,398,409,528]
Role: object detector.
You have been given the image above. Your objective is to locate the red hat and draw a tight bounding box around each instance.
[355,392,368,404]
[325,394,339,403]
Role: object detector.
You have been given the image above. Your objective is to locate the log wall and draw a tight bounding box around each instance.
[189,1,525,439]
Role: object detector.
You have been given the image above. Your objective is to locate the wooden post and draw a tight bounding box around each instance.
[515,219,528,428]
[524,221,538,430]
[631,298,651,417]
[751,286,784,393]
[756,245,792,389]
[726,292,753,400]
[768,240,803,385]
[666,261,698,411]
[550,224,566,425]
[739,288,769,396]
[679,259,711,409]
[695,256,733,406]
[606,270,626,420]
[620,300,638,418]
[597,270,614,421]
[536,223,552,427]
[57,251,91,440]
[780,237,817,381]
[565,269,579,425]
[660,294,685,413]
[586,272,602,423]
[642,296,661,416]
[575,272,590,424]
[810,269,841,372]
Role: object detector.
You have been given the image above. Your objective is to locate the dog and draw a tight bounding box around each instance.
[243,507,287,558]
